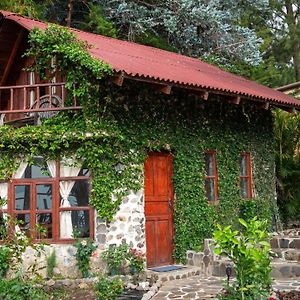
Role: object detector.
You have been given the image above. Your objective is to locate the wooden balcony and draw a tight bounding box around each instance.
[0,82,82,124]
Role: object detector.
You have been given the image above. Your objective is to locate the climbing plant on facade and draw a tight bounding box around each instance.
[0,25,279,262]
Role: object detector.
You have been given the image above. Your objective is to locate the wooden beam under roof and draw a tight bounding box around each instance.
[112,72,125,87]
[191,90,209,100]
[280,106,296,114]
[255,102,270,110]
[159,84,172,95]
[227,96,241,105]
[0,29,25,86]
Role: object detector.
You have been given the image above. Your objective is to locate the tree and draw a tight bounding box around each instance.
[269,0,300,81]
[97,0,268,66]
[274,109,300,223]
[0,0,42,17]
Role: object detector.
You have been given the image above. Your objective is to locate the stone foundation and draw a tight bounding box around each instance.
[14,190,146,279]
[18,244,106,278]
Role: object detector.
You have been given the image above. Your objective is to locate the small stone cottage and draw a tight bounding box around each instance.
[0,10,299,276]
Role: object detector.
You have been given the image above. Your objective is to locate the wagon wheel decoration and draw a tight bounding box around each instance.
[30,94,62,120]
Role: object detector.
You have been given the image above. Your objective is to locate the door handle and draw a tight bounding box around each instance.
[168,199,172,208]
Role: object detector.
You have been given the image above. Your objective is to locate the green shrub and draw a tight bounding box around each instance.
[0,278,48,300]
[94,275,123,300]
[46,250,56,278]
[74,237,97,278]
[0,246,10,279]
[214,217,272,300]
[101,244,129,275]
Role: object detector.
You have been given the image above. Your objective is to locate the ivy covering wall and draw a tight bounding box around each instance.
[0,25,278,262]
[106,84,278,261]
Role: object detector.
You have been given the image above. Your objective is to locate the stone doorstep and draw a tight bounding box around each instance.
[142,266,202,300]
[146,266,202,282]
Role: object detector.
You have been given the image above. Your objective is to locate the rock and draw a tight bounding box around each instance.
[53,267,61,275]
[78,282,88,289]
[63,279,72,286]
[46,279,55,287]
[138,281,150,290]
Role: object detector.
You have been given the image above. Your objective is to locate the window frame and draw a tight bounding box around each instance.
[4,161,94,243]
[204,150,218,203]
[239,152,253,199]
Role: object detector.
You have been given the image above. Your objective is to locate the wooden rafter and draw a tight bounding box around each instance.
[228,96,241,105]
[1,29,25,86]
[191,90,209,100]
[159,85,172,95]
[280,106,296,114]
[112,72,125,87]
[255,102,270,110]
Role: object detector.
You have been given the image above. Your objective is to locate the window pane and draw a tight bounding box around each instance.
[36,213,52,239]
[240,155,247,176]
[16,214,30,237]
[78,167,90,177]
[60,180,89,207]
[240,178,249,198]
[22,157,51,179]
[205,179,215,201]
[205,153,215,176]
[15,185,30,210]
[60,210,90,238]
[36,184,52,210]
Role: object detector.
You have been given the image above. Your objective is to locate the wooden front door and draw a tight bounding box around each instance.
[144,152,174,267]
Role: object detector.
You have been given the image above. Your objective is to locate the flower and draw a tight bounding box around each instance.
[81,240,87,246]
[92,250,99,258]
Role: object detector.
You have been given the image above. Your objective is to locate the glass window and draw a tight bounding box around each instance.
[62,180,89,207]
[60,210,90,238]
[204,152,218,202]
[36,184,52,210]
[239,153,252,198]
[15,185,30,210]
[36,213,52,239]
[22,157,51,179]
[9,158,92,242]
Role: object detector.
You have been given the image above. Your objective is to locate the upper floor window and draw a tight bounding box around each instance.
[204,151,218,202]
[1,157,93,242]
[239,153,252,198]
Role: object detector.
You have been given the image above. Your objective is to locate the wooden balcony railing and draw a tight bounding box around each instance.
[0,82,81,114]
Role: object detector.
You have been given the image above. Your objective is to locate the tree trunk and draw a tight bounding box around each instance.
[285,0,300,80]
[66,0,73,27]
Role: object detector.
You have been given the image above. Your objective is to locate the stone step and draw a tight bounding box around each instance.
[212,259,300,279]
[271,261,300,279]
[272,248,300,262]
[271,237,300,249]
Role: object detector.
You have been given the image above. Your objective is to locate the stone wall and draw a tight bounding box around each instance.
[95,190,146,252]
[18,244,105,279]
[16,190,146,279]
[186,239,214,277]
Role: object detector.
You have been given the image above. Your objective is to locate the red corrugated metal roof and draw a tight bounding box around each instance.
[1,10,300,108]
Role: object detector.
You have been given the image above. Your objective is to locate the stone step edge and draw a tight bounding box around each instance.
[142,266,202,300]
[213,258,300,265]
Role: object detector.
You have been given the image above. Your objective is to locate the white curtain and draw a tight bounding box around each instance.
[0,182,8,222]
[0,183,8,209]
[12,161,28,179]
[46,160,56,178]
[59,158,82,238]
